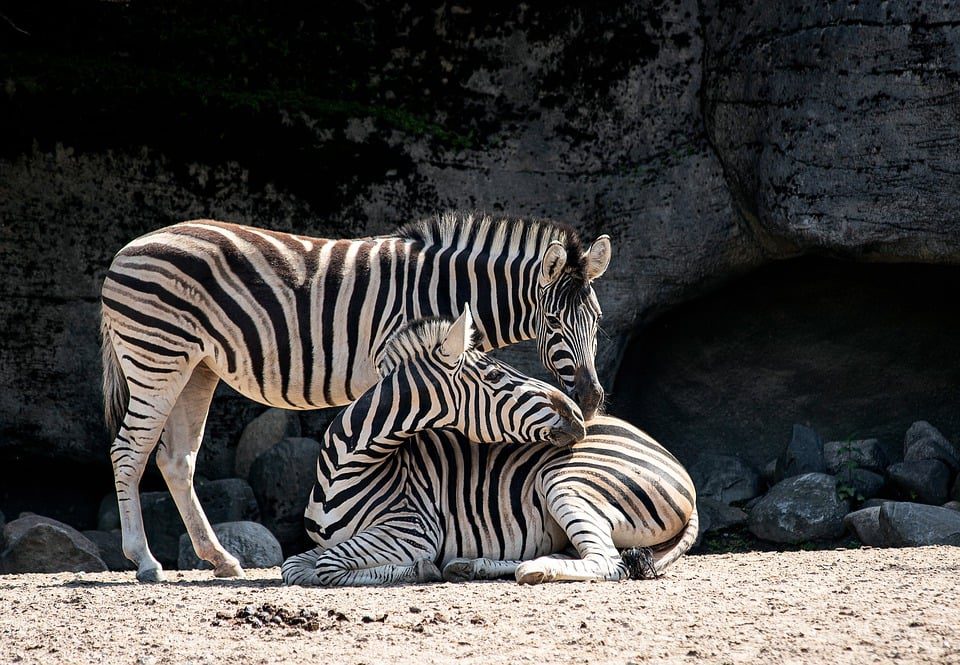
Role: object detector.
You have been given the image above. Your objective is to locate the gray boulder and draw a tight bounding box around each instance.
[234,408,302,480]
[835,468,885,502]
[903,421,960,472]
[142,478,260,566]
[177,521,282,570]
[943,501,960,513]
[887,460,950,505]
[843,506,886,547]
[697,498,748,534]
[824,439,887,475]
[775,425,825,481]
[97,494,120,532]
[82,529,135,571]
[248,437,321,550]
[0,515,107,574]
[690,454,760,505]
[878,502,960,547]
[748,473,849,544]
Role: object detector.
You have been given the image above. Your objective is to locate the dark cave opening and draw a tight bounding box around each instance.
[609,257,960,469]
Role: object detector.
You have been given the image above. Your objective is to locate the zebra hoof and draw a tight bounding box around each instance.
[214,560,245,579]
[414,559,443,583]
[136,566,166,584]
[515,563,547,585]
[442,559,477,583]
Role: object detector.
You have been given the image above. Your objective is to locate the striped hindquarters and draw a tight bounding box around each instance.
[540,416,697,550]
[100,220,406,409]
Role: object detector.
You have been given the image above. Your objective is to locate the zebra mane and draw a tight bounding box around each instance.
[377,316,483,374]
[396,210,588,282]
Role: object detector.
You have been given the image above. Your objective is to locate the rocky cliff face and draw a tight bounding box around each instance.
[1,1,958,525]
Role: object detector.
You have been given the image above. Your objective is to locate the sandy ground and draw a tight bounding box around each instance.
[1,546,959,665]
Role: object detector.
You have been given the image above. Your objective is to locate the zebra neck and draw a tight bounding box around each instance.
[405,239,542,350]
[317,372,431,472]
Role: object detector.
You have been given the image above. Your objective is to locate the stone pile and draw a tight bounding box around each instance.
[0,408,326,575]
[693,420,960,548]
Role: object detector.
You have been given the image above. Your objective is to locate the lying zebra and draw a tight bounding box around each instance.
[282,311,698,587]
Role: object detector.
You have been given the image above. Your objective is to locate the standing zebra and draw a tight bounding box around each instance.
[100,211,611,582]
[282,315,697,587]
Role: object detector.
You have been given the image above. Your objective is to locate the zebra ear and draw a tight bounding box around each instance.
[584,235,611,282]
[439,305,474,361]
[539,241,568,287]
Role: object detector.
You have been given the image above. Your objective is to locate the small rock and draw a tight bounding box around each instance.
[82,529,135,571]
[697,498,748,534]
[97,494,120,532]
[775,424,825,481]
[904,421,959,472]
[824,439,887,474]
[235,408,302,479]
[760,459,778,485]
[249,437,322,549]
[878,501,960,546]
[178,521,283,570]
[748,473,849,544]
[689,454,760,505]
[843,506,885,547]
[943,501,960,513]
[0,515,107,573]
[835,468,885,501]
[887,460,950,505]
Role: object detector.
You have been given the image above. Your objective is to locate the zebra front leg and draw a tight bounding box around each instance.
[155,363,242,578]
[443,551,578,582]
[515,494,627,584]
[282,524,440,588]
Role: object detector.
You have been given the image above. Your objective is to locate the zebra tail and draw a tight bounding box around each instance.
[100,311,128,438]
[652,505,699,576]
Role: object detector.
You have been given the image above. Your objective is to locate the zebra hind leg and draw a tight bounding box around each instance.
[111,392,175,583]
[155,362,243,578]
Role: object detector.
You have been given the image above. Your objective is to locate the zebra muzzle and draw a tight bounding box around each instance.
[547,391,586,446]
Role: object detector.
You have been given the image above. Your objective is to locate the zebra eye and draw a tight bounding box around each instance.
[485,368,505,383]
[545,314,562,329]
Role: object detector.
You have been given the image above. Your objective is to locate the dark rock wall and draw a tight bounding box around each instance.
[612,258,960,468]
[1,1,958,527]
[703,1,960,258]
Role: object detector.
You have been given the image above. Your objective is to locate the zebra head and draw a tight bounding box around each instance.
[381,307,586,447]
[443,307,586,446]
[535,234,612,420]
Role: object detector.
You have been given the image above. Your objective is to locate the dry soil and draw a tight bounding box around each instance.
[1,546,959,664]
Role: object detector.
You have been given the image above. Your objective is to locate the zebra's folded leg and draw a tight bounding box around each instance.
[442,557,524,582]
[283,523,440,588]
[155,363,243,578]
[516,491,627,584]
[515,552,628,584]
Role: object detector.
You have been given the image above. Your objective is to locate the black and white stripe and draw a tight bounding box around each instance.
[283,312,587,587]
[282,329,696,587]
[99,211,610,582]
